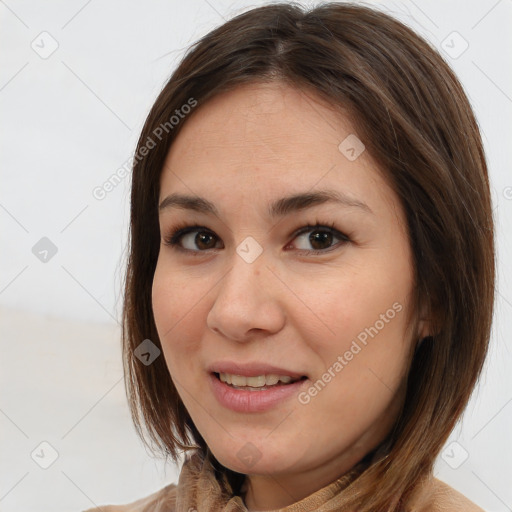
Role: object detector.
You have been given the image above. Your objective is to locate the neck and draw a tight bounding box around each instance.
[241,445,374,511]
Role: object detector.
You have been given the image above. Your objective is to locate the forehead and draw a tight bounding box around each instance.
[166,81,350,159]
[159,81,400,223]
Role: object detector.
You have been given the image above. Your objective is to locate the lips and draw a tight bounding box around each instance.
[208,372,308,412]
[207,361,307,380]
[217,373,301,388]
[206,361,309,412]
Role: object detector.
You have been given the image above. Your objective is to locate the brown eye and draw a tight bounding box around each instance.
[308,230,334,250]
[194,232,217,250]
[163,225,223,252]
[292,225,349,253]
[176,230,221,250]
[163,222,348,255]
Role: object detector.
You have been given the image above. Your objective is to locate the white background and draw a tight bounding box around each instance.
[1,1,511,511]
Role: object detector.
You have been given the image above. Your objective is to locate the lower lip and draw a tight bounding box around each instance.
[209,373,308,413]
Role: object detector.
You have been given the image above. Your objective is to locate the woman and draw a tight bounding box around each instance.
[84,2,494,511]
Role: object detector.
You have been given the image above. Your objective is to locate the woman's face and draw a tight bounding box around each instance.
[152,81,429,498]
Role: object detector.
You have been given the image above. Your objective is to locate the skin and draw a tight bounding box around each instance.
[152,81,431,510]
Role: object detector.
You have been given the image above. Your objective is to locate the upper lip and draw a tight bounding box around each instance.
[208,361,307,379]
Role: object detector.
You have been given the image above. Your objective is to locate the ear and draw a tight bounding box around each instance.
[415,299,440,341]
[416,317,431,340]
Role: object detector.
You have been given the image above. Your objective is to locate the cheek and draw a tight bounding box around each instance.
[151,260,206,374]
[309,280,412,419]
[290,266,408,352]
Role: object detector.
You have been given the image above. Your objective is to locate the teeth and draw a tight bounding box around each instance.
[218,373,297,388]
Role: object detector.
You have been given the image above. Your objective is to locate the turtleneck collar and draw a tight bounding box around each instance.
[174,447,376,512]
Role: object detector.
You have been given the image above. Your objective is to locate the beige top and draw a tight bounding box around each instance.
[83,449,484,512]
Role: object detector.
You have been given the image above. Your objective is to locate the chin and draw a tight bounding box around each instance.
[208,436,303,476]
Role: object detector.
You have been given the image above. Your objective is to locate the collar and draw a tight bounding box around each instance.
[174,447,375,512]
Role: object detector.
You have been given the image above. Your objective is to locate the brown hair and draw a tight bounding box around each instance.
[121,2,495,510]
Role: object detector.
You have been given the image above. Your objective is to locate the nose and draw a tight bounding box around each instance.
[206,251,286,342]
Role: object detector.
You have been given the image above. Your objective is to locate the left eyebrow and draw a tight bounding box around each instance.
[158,190,373,217]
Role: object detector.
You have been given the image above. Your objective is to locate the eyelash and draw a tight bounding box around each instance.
[162,220,350,256]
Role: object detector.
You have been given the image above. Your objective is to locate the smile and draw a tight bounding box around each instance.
[217,372,303,389]
[210,372,308,412]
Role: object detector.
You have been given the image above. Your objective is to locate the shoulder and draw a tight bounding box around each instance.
[409,477,485,512]
[431,478,485,511]
[81,483,177,512]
